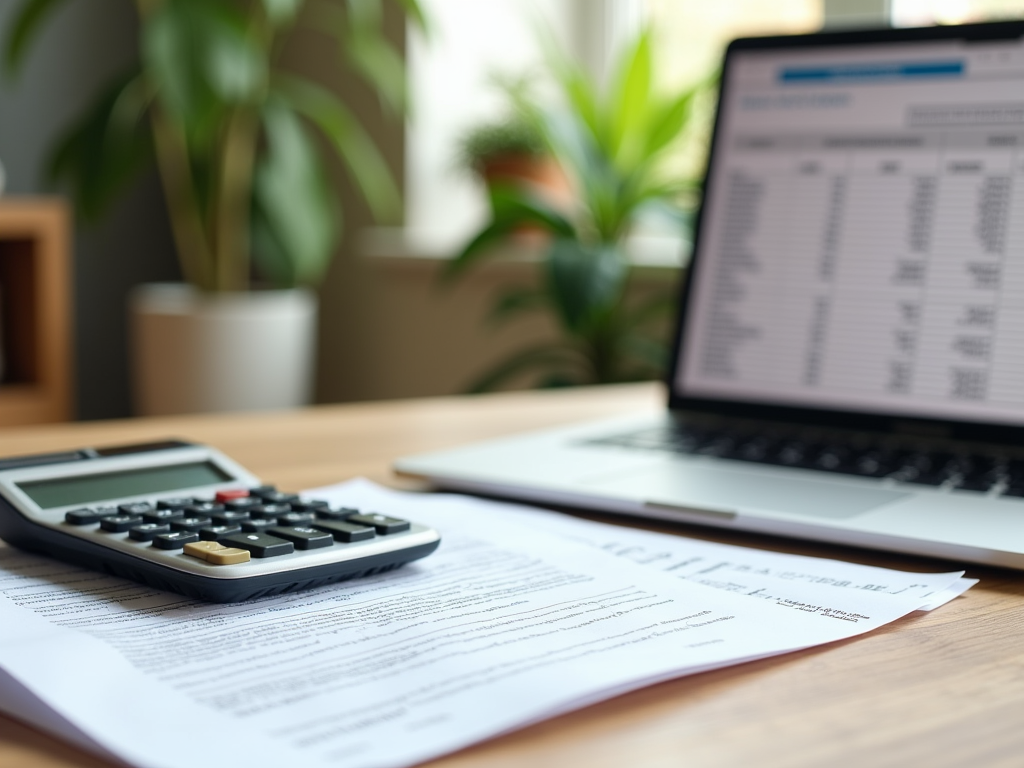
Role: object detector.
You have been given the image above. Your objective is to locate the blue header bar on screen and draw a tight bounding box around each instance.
[780,61,964,83]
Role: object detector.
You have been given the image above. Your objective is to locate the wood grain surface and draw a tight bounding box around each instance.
[0,383,1021,768]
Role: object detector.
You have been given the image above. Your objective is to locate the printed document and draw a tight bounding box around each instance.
[0,480,970,768]
[326,480,976,612]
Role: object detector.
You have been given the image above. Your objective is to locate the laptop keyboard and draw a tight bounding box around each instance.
[587,424,1024,497]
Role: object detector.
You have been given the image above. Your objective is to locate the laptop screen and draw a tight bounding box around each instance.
[676,25,1024,428]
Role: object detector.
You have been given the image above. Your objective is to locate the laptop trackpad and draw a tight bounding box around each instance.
[588,461,909,520]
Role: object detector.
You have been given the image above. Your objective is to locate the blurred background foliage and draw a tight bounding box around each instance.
[446,27,714,391]
[4,0,426,292]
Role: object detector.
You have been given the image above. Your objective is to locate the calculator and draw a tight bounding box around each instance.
[0,440,441,603]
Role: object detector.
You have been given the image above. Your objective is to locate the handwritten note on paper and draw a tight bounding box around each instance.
[0,481,969,768]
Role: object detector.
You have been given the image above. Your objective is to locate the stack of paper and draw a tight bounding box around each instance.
[0,480,974,768]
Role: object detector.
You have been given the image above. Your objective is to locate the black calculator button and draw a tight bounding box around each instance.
[248,485,276,497]
[143,508,186,525]
[312,520,376,542]
[157,497,194,510]
[250,504,291,520]
[290,500,330,513]
[220,532,294,558]
[255,491,300,506]
[315,507,359,521]
[347,513,410,535]
[268,526,334,550]
[199,525,242,541]
[276,512,316,527]
[65,508,104,525]
[185,502,224,516]
[171,516,213,533]
[101,515,143,533]
[211,510,251,525]
[153,531,200,550]
[118,502,155,516]
[240,519,276,532]
[225,497,261,512]
[129,523,171,542]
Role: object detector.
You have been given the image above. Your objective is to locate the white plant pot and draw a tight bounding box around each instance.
[130,283,317,416]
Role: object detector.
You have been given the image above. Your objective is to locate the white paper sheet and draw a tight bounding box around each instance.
[0,480,971,768]
[316,480,974,612]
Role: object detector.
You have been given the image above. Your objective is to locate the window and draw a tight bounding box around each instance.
[396,1,1022,262]
[891,0,1024,26]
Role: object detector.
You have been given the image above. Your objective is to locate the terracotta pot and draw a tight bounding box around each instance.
[130,283,317,416]
[476,154,574,246]
[479,153,574,212]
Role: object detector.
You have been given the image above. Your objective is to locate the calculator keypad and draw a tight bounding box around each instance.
[61,487,415,570]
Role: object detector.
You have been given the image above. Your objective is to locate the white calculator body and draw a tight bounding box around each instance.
[0,440,440,602]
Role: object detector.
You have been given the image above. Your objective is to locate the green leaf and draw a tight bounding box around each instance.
[47,69,153,221]
[610,30,652,159]
[444,185,576,280]
[393,0,429,35]
[261,0,302,25]
[143,1,265,143]
[545,239,628,335]
[143,3,216,138]
[3,0,68,76]
[535,27,600,143]
[251,100,337,287]
[344,0,382,31]
[316,1,408,115]
[534,104,594,187]
[644,88,695,158]
[489,185,575,234]
[465,342,584,393]
[344,34,408,114]
[275,73,399,221]
[443,219,519,281]
[204,20,265,103]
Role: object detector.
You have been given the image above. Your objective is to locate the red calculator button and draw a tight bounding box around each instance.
[215,489,251,503]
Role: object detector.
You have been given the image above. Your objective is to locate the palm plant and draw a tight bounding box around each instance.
[446,29,706,391]
[4,0,426,291]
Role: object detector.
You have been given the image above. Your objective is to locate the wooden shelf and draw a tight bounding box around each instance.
[0,198,72,425]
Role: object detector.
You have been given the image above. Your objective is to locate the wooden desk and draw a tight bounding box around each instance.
[0,383,1022,768]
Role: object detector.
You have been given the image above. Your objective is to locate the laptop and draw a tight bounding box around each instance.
[396,21,1024,570]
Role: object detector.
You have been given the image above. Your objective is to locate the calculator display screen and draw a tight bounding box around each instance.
[16,461,233,509]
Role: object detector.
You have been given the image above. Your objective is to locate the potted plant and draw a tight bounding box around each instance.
[446,29,707,391]
[4,0,425,414]
[456,114,570,221]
